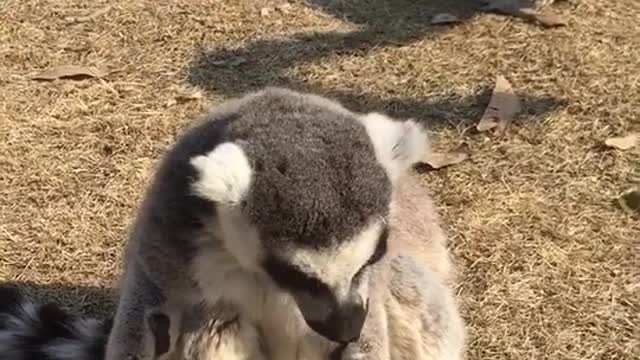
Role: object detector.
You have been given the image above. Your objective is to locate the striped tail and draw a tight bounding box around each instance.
[0,285,113,360]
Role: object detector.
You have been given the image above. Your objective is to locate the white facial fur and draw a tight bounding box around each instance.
[282,221,384,301]
[192,213,382,312]
[191,213,383,360]
[358,112,429,183]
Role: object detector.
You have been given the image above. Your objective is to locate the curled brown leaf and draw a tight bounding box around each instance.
[617,189,640,215]
[276,3,293,13]
[431,13,461,25]
[605,133,638,150]
[166,88,205,106]
[419,143,470,170]
[32,65,109,81]
[210,57,247,67]
[482,0,567,28]
[66,5,113,24]
[516,7,567,27]
[477,75,521,135]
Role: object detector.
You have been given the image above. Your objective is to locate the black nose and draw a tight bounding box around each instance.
[307,299,368,343]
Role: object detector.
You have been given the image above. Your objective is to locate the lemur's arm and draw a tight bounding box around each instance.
[340,254,466,360]
[105,261,171,360]
[339,298,390,360]
[339,265,391,360]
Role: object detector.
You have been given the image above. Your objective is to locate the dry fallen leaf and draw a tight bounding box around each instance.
[176,90,204,101]
[169,89,204,106]
[260,7,271,17]
[210,57,247,67]
[32,65,108,81]
[276,3,293,13]
[540,0,566,5]
[419,143,470,169]
[517,7,567,27]
[477,75,521,134]
[617,189,640,215]
[482,0,567,28]
[482,0,527,12]
[66,5,113,23]
[604,133,639,150]
[430,13,461,25]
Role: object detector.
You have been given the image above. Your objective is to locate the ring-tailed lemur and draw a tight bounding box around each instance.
[0,87,465,360]
[158,170,465,360]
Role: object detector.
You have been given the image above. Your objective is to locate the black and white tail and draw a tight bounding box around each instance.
[0,286,113,360]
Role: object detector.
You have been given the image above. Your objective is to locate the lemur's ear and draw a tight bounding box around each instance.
[358,112,429,183]
[190,142,253,206]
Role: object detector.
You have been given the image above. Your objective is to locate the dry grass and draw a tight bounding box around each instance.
[1,0,638,359]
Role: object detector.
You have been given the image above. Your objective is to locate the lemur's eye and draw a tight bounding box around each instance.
[366,226,389,266]
[262,256,331,296]
[353,226,390,280]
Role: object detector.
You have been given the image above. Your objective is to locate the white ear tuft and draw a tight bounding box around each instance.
[359,112,429,182]
[190,142,253,205]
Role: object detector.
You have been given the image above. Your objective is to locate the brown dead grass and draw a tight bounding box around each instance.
[1,0,638,359]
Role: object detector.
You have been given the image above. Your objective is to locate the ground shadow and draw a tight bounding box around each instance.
[187,0,562,130]
[0,280,116,318]
[189,0,485,98]
[305,0,485,28]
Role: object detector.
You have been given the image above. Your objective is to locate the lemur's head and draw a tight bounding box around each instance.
[190,88,428,343]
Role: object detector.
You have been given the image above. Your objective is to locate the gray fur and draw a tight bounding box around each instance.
[233,88,392,249]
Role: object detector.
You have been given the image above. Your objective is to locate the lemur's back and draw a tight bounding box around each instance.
[389,174,455,283]
[385,175,465,359]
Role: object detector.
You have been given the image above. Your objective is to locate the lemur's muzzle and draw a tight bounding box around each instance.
[307,295,368,343]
